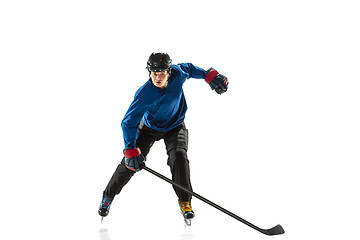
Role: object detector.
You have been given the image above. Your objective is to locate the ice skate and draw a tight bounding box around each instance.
[98,192,113,219]
[179,200,195,226]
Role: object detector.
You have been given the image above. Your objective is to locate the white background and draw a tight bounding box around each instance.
[1,1,359,240]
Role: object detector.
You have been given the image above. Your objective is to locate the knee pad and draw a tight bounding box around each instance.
[167,148,188,166]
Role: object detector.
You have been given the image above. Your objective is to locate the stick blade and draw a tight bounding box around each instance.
[262,224,285,235]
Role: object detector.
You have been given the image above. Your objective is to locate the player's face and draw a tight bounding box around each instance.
[151,71,170,89]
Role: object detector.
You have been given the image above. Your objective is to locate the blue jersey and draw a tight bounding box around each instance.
[121,63,207,149]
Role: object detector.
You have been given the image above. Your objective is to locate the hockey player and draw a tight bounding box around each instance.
[99,52,228,223]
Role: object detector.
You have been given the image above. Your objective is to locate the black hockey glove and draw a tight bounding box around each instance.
[205,68,229,94]
[123,147,145,172]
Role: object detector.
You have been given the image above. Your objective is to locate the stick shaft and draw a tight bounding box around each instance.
[143,166,282,235]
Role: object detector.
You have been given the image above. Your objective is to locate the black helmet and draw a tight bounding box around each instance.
[146,53,172,72]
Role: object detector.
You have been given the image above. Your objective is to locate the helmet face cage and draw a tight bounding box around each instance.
[147,53,172,73]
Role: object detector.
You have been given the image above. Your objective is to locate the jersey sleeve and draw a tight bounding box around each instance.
[121,89,149,149]
[178,63,207,80]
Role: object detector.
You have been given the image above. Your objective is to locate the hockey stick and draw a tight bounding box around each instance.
[143,166,285,236]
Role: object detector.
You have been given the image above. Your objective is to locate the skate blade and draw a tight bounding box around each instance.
[184,219,191,226]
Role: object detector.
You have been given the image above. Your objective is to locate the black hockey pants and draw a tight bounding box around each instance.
[104,121,193,201]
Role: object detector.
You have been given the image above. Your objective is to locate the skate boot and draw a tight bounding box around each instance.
[179,200,195,226]
[98,192,113,218]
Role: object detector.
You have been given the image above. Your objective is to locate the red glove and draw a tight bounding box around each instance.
[123,147,145,172]
[205,68,229,94]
